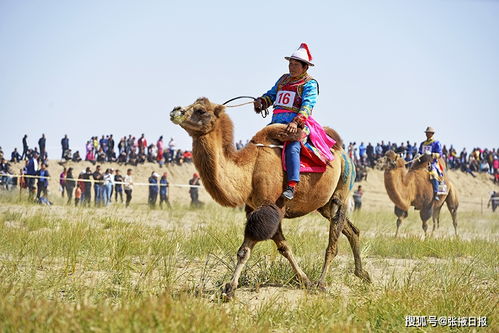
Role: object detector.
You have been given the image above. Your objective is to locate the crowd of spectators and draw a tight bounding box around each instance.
[346,141,498,183]
[3,134,193,167]
[82,134,192,166]
[1,135,497,207]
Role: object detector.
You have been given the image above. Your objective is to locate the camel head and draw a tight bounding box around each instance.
[383,150,406,171]
[170,97,225,136]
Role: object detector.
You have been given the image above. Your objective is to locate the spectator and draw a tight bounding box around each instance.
[75,184,82,207]
[19,166,27,193]
[93,165,103,207]
[375,143,383,160]
[183,150,192,163]
[358,142,366,165]
[138,134,147,155]
[36,163,50,200]
[85,141,95,162]
[10,148,21,163]
[488,191,498,212]
[148,172,159,208]
[61,135,69,159]
[366,143,374,167]
[59,167,67,197]
[26,151,39,200]
[99,135,108,155]
[21,134,29,160]
[167,137,175,163]
[38,134,47,162]
[65,167,76,205]
[159,172,171,209]
[124,168,133,207]
[103,168,114,206]
[118,137,126,155]
[493,156,499,184]
[157,136,164,166]
[72,151,82,162]
[108,135,116,161]
[82,167,93,206]
[114,169,124,203]
[189,173,202,208]
[353,185,363,211]
[0,159,13,190]
[63,148,72,161]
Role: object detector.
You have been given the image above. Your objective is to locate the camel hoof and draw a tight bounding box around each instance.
[316,281,327,292]
[301,279,314,290]
[355,270,372,283]
[221,283,235,302]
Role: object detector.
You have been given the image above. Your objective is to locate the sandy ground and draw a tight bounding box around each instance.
[1,161,497,315]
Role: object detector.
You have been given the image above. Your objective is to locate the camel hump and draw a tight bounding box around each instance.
[323,127,343,151]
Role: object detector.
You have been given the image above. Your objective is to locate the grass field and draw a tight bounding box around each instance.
[0,193,497,332]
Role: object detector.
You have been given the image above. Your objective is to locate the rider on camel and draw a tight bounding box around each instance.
[419,126,445,201]
[254,43,335,200]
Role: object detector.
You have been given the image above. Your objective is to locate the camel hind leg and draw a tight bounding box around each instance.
[317,198,371,288]
[432,203,443,234]
[343,217,371,282]
[316,199,346,289]
[420,207,433,239]
[445,185,459,236]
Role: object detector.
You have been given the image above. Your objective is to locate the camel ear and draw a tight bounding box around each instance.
[214,105,225,117]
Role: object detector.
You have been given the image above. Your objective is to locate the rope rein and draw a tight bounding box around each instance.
[222,95,269,118]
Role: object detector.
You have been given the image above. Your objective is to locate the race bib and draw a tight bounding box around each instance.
[274,90,296,108]
[423,145,432,154]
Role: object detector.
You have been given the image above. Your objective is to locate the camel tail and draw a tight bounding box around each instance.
[324,127,343,151]
[245,204,282,241]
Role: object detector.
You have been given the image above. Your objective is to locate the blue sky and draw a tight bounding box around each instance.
[0,0,498,158]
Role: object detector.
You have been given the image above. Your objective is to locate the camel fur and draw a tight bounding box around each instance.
[383,150,459,237]
[170,97,370,300]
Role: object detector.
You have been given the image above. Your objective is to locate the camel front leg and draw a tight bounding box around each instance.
[394,206,408,237]
[222,237,256,300]
[272,225,312,288]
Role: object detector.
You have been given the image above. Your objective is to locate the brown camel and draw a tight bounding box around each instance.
[170,97,370,299]
[383,150,459,237]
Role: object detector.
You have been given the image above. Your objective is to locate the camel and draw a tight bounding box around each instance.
[170,97,371,299]
[383,150,459,237]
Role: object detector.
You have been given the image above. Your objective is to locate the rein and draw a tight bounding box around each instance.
[222,95,269,118]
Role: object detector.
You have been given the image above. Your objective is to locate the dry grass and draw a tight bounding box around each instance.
[0,200,497,332]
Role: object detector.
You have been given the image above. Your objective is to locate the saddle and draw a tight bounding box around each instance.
[250,124,343,173]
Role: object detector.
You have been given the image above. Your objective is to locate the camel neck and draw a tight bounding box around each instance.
[192,113,256,207]
[384,166,413,210]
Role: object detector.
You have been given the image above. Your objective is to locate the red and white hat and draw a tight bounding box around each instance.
[285,43,314,66]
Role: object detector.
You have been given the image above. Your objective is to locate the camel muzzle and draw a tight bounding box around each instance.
[170,106,187,125]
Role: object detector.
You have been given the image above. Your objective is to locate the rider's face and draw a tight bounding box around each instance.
[289,59,307,78]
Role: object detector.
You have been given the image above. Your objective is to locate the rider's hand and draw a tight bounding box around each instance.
[253,98,263,113]
[286,122,298,134]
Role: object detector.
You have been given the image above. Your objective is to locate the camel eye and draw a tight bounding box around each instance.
[195,108,206,114]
